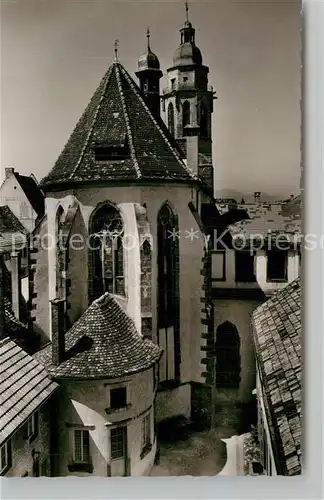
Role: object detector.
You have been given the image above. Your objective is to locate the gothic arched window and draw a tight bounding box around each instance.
[141,239,153,339]
[200,102,208,138]
[182,100,190,130]
[56,206,65,298]
[157,203,180,383]
[167,103,175,136]
[215,321,241,389]
[89,204,124,301]
[141,239,152,314]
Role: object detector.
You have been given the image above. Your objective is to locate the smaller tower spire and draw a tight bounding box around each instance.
[146,27,151,50]
[114,39,119,62]
[185,0,189,22]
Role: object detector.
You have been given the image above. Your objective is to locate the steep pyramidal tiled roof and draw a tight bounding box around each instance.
[41,62,196,189]
[35,293,162,380]
[0,338,58,445]
[252,278,302,476]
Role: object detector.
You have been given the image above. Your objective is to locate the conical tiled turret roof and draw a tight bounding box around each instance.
[34,293,162,380]
[41,62,196,190]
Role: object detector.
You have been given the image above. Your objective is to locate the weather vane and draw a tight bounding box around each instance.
[114,39,119,61]
[185,0,189,22]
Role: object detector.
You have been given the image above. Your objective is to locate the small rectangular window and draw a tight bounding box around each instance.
[267,250,288,281]
[110,387,127,410]
[171,78,176,89]
[0,440,12,475]
[111,426,126,460]
[142,414,151,450]
[73,430,90,463]
[25,412,38,442]
[211,251,226,281]
[235,251,256,282]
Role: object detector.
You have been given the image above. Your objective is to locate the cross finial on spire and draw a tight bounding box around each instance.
[114,39,119,61]
[185,0,189,22]
[146,27,150,49]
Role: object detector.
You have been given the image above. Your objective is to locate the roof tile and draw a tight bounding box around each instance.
[35,292,162,380]
[252,278,302,476]
[41,63,195,189]
[0,338,58,445]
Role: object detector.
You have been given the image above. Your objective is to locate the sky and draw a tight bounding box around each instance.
[0,0,301,196]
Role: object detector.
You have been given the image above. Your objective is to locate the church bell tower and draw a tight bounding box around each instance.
[136,29,163,119]
[161,1,216,192]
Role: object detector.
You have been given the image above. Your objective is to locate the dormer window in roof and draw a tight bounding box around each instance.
[94,139,130,163]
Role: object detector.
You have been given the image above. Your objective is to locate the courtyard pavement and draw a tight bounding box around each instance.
[149,414,248,477]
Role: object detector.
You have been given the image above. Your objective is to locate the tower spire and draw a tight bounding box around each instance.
[185,0,189,22]
[114,39,119,62]
[146,27,151,50]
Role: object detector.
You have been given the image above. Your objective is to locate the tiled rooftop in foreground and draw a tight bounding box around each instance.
[252,278,302,475]
[0,338,58,445]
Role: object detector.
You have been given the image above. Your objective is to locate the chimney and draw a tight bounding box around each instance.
[0,254,5,341]
[185,128,200,177]
[5,167,15,179]
[11,252,21,320]
[51,298,66,365]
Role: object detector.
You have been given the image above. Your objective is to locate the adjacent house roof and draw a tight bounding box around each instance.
[35,293,162,380]
[252,278,302,476]
[0,205,27,235]
[3,296,39,355]
[0,338,58,445]
[0,206,27,253]
[216,199,301,245]
[13,172,45,219]
[41,61,197,190]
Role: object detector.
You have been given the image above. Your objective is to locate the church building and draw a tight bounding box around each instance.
[26,7,227,475]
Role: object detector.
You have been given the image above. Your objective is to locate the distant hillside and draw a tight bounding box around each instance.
[215,189,291,202]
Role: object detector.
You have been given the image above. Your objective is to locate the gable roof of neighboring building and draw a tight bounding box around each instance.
[13,172,45,219]
[0,205,27,234]
[35,293,162,380]
[41,62,197,190]
[252,278,302,476]
[1,169,45,220]
[3,296,39,355]
[0,338,58,445]
[0,206,28,253]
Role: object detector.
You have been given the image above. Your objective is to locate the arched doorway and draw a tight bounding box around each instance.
[215,321,241,389]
